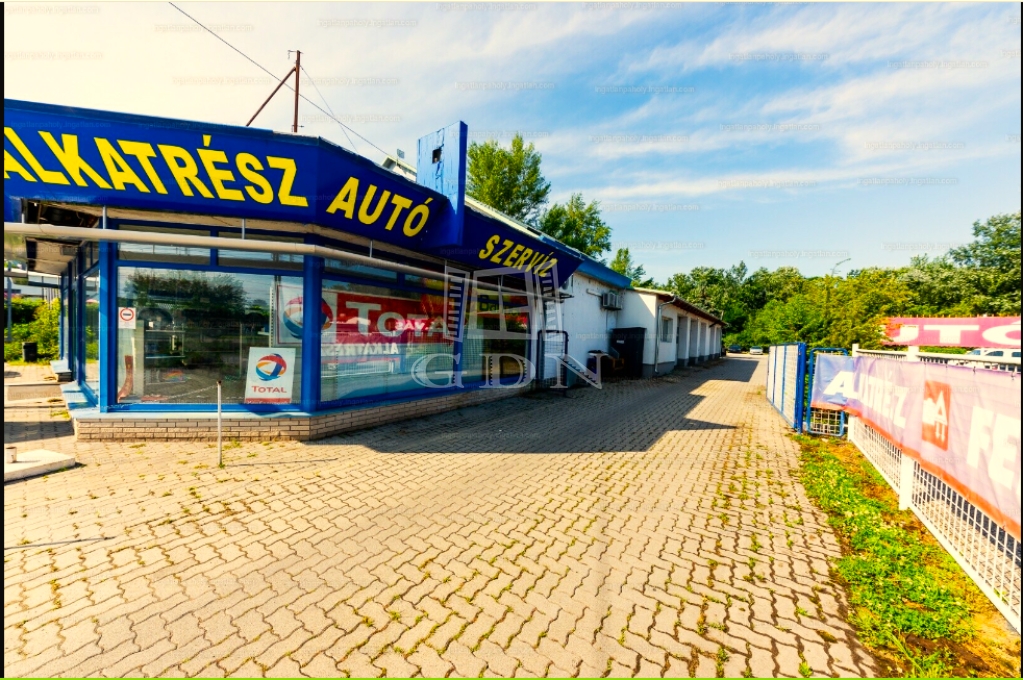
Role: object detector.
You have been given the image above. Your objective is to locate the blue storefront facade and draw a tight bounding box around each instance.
[4,99,592,439]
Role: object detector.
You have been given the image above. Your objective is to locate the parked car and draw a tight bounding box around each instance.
[951,348,1022,370]
[749,346,764,355]
[727,345,743,354]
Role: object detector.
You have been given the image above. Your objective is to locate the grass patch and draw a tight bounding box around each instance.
[794,435,1019,678]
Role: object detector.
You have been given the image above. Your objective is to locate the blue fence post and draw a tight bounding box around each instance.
[794,343,808,432]
[781,345,789,425]
[805,347,850,436]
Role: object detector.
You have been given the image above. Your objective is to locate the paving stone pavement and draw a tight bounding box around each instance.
[4,358,878,678]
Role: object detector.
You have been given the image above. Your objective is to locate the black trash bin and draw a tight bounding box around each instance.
[22,342,38,363]
[610,327,646,379]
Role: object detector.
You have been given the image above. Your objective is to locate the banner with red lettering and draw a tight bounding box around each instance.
[814,355,1021,540]
[274,285,450,346]
[883,317,1021,348]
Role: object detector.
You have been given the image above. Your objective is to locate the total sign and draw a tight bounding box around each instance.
[244,347,296,404]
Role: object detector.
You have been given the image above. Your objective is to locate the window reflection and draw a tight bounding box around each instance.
[116,267,303,405]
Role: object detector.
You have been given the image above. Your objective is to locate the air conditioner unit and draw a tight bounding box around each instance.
[601,292,622,310]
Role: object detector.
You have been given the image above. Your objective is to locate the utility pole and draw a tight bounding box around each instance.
[246,50,301,132]
[292,50,301,133]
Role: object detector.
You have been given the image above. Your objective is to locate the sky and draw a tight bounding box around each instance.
[4,1,1021,282]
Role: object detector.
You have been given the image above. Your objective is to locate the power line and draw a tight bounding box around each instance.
[300,63,357,153]
[167,2,392,160]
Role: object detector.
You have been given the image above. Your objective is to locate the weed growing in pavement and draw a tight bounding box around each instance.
[794,435,1021,678]
[796,436,971,644]
[716,647,730,676]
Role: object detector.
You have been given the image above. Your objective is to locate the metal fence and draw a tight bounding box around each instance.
[858,346,1021,373]
[847,348,1021,634]
[766,343,807,429]
[804,348,848,437]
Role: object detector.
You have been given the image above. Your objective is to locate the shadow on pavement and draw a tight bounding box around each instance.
[313,359,754,455]
[3,409,75,448]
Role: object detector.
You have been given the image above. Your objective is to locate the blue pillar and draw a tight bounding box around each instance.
[300,255,323,413]
[58,273,65,361]
[98,241,116,412]
[77,250,87,386]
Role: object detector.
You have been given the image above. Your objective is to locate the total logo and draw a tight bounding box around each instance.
[255,354,288,381]
[282,297,334,338]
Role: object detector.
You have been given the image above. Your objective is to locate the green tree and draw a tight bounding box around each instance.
[610,248,654,287]
[467,134,551,226]
[948,212,1021,315]
[538,194,611,258]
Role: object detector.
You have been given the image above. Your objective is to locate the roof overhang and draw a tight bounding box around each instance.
[632,287,727,326]
[4,231,78,276]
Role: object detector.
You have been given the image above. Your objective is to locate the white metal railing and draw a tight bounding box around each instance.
[855,348,910,361]
[848,416,903,492]
[855,345,1021,373]
[848,414,1021,633]
[807,407,845,437]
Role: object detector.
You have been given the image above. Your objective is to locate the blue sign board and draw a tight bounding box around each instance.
[3,99,585,280]
[4,99,453,248]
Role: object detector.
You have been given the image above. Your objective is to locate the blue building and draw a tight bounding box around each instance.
[4,99,720,441]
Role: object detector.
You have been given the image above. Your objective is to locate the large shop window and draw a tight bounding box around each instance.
[318,280,454,403]
[84,272,100,393]
[115,268,303,406]
[117,226,211,265]
[462,291,532,384]
[217,232,304,271]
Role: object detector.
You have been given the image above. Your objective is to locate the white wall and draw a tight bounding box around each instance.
[656,306,680,368]
[618,289,656,364]
[559,273,621,359]
[678,314,692,363]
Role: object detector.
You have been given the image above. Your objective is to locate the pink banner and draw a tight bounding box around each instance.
[883,317,1021,348]
[821,356,1021,539]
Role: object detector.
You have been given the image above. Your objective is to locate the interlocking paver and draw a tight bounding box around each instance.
[4,358,879,677]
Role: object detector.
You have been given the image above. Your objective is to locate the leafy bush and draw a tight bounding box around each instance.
[3,297,45,328]
[2,299,60,363]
